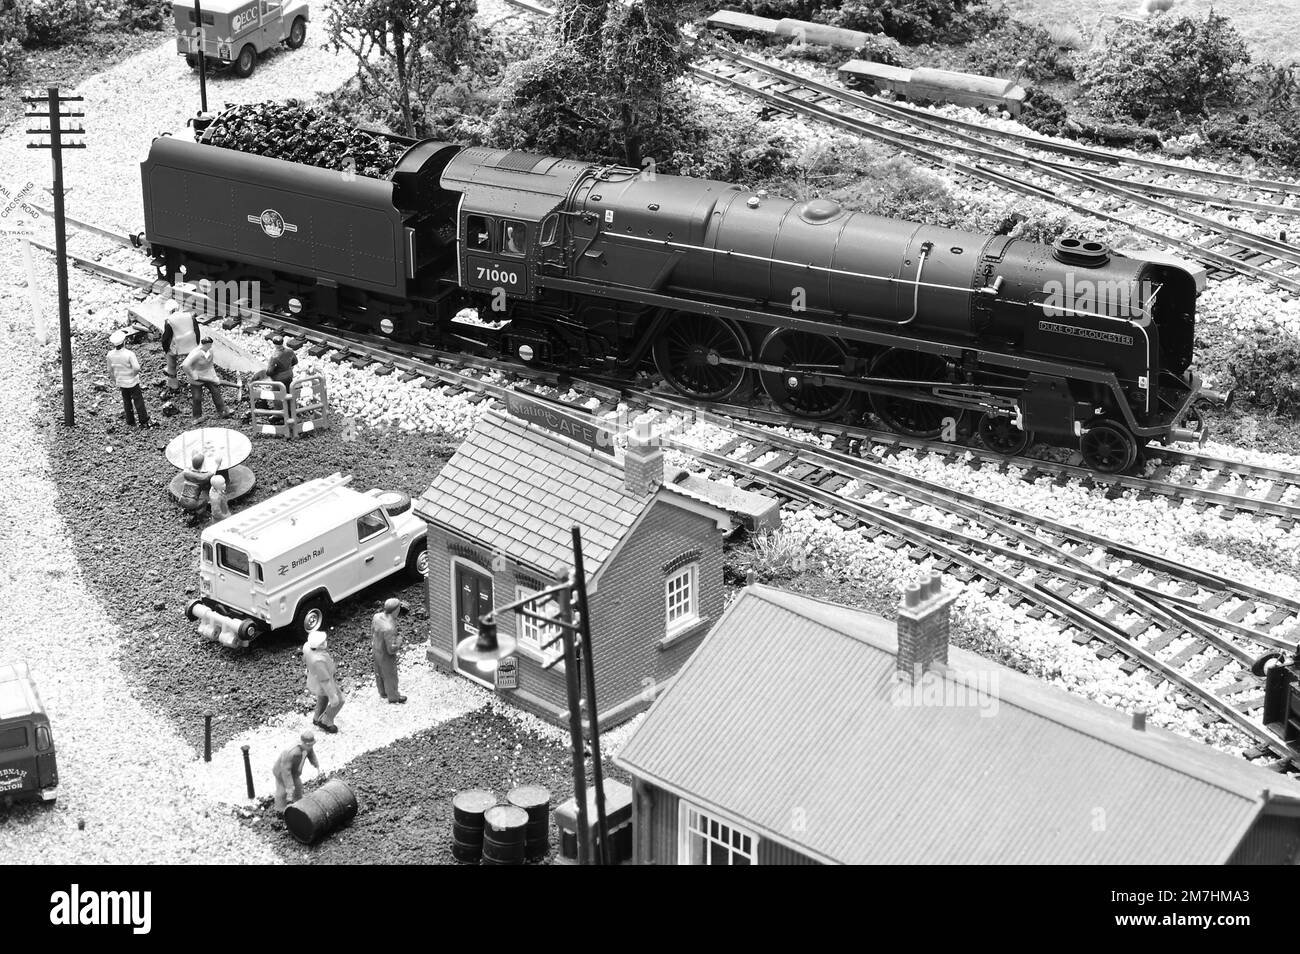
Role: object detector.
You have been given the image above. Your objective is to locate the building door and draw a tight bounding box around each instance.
[452,562,494,685]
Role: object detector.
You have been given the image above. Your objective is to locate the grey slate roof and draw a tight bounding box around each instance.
[616,585,1300,865]
[415,411,727,579]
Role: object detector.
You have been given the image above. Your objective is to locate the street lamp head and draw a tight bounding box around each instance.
[454,614,516,674]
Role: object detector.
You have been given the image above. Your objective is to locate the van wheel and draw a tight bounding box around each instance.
[406,540,429,579]
[286,16,307,49]
[185,53,199,69]
[233,44,256,77]
[237,619,266,645]
[294,596,329,636]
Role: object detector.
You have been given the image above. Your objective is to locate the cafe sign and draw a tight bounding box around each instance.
[504,391,614,456]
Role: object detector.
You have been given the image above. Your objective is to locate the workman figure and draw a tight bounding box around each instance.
[177,451,214,512]
[181,336,230,419]
[208,473,231,522]
[106,330,154,428]
[371,598,407,704]
[264,334,297,388]
[271,730,318,815]
[304,630,343,733]
[161,306,200,391]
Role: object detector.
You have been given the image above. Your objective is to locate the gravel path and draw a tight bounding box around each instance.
[0,6,351,862]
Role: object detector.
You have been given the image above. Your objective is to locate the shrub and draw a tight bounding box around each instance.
[1019,87,1069,136]
[825,0,1004,44]
[1218,326,1300,415]
[0,36,22,79]
[738,530,811,581]
[116,0,168,30]
[667,90,794,179]
[962,19,1074,83]
[22,0,95,45]
[1200,112,1300,169]
[1,0,30,45]
[1078,11,1250,121]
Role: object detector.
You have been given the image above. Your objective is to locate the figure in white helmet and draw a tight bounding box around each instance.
[304,631,343,733]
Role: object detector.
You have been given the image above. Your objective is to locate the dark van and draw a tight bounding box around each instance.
[0,663,58,805]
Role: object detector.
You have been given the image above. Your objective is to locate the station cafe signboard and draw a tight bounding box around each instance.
[503,389,615,456]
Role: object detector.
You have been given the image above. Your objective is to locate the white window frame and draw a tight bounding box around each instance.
[515,585,562,664]
[664,562,699,636]
[678,802,758,866]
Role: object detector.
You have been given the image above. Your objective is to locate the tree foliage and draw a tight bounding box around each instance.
[325,0,480,137]
[1078,11,1250,120]
[491,0,691,168]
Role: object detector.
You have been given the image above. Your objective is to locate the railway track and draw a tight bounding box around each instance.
[31,167,1300,765]
[499,0,1300,295]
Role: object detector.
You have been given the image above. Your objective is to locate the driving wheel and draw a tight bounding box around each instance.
[652,312,749,401]
[758,329,856,419]
[868,349,960,439]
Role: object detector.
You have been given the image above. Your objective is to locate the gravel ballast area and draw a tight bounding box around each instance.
[239,707,633,865]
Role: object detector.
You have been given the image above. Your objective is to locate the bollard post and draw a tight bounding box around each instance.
[241,744,255,798]
[204,711,213,762]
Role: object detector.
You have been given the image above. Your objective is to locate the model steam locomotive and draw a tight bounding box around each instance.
[139,126,1217,472]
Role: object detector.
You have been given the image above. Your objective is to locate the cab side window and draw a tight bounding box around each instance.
[467,215,493,252]
[217,544,249,577]
[502,221,527,256]
[357,510,389,542]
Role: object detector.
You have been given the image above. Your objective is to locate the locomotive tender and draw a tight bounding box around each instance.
[140,130,1214,472]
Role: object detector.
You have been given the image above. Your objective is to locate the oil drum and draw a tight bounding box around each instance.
[507,784,551,860]
[283,779,358,845]
[482,805,529,865]
[451,789,497,863]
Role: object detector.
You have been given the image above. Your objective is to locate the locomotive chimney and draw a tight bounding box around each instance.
[896,572,956,684]
[624,420,663,498]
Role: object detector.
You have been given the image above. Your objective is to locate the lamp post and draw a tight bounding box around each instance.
[453,525,612,865]
[23,86,85,428]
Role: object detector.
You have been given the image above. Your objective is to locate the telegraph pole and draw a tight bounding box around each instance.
[24,87,85,427]
[193,0,208,114]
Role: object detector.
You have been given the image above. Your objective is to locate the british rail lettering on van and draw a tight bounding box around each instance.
[282,547,325,575]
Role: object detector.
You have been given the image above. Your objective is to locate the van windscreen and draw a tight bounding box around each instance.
[0,726,28,750]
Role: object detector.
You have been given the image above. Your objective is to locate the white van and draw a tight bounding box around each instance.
[188,473,427,647]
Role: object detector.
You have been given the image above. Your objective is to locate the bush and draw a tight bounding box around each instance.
[962,19,1074,83]
[1219,326,1300,415]
[116,0,168,30]
[1078,11,1250,121]
[22,0,95,45]
[1019,87,1069,136]
[813,142,956,220]
[825,0,1004,45]
[737,530,811,581]
[1201,112,1300,169]
[0,36,21,79]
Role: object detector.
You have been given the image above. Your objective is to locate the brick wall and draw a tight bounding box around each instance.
[588,500,725,721]
[423,498,725,728]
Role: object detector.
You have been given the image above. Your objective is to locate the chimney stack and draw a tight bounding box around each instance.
[624,420,663,498]
[896,572,955,684]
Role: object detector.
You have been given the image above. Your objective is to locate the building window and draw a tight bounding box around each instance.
[516,586,562,663]
[665,563,698,634]
[357,509,389,542]
[680,804,756,866]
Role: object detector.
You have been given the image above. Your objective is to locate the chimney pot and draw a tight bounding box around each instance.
[745,569,756,586]
[1132,710,1146,731]
[905,583,922,608]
